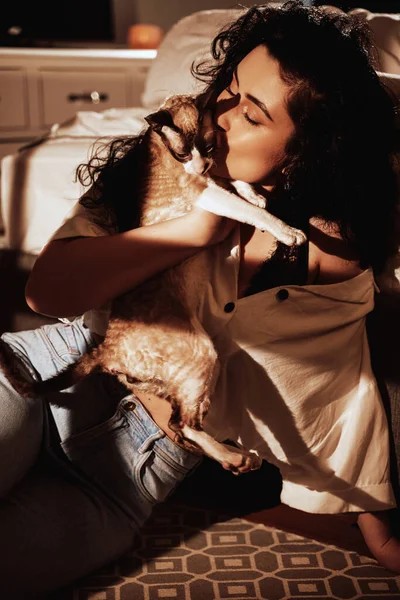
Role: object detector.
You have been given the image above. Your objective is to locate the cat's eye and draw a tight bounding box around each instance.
[175,152,191,161]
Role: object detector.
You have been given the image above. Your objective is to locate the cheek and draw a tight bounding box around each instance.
[225,139,284,183]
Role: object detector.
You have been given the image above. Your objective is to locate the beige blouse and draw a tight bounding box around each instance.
[50,199,396,514]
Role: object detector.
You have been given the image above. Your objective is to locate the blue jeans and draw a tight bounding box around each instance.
[0,318,201,598]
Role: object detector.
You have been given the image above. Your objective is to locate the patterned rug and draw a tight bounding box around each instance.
[60,499,400,600]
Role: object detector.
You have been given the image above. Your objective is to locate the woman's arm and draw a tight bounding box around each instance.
[25,208,235,318]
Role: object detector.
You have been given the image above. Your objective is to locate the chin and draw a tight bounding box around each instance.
[210,161,244,182]
[209,163,231,180]
[210,158,273,187]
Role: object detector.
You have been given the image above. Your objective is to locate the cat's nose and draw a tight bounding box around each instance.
[184,149,210,176]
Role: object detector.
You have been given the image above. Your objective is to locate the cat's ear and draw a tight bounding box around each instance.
[145,109,175,134]
[145,109,186,154]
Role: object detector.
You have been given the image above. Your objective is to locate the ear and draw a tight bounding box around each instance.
[145,109,175,133]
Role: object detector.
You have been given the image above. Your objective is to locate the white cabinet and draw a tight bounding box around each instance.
[0,48,154,160]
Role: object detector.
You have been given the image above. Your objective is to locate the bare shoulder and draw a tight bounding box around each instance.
[307,217,364,285]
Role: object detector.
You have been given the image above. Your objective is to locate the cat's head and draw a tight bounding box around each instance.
[145,94,216,176]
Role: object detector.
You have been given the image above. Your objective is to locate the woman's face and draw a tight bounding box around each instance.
[211,45,295,188]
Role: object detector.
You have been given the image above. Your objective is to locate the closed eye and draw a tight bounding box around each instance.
[230,65,274,123]
[225,73,261,127]
[175,151,191,161]
[225,84,261,127]
[243,107,260,127]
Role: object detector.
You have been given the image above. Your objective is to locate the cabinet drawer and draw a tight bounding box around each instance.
[39,70,128,126]
[0,69,29,130]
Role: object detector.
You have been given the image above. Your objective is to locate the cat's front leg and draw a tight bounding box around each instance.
[196,179,307,246]
[230,180,308,246]
[180,425,262,474]
[230,180,266,208]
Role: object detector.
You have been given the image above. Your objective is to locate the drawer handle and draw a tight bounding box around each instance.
[67,91,109,104]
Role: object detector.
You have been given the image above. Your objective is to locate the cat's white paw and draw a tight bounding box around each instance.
[279,226,307,247]
[180,425,262,474]
[219,445,263,475]
[246,194,266,209]
[230,180,266,208]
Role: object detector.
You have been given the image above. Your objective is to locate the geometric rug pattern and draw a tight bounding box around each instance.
[65,501,400,600]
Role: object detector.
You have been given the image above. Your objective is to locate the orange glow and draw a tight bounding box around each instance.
[127,24,163,50]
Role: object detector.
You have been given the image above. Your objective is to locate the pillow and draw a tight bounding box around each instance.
[141,8,244,110]
[349,9,400,76]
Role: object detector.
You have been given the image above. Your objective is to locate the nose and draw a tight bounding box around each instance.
[215,92,240,132]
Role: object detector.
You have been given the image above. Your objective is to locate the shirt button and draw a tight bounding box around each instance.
[224,302,235,313]
[276,289,289,302]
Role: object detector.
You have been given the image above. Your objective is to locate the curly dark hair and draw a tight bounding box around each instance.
[193,0,399,273]
[76,133,149,234]
[78,0,399,273]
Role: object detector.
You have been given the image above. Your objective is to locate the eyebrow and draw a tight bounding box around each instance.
[234,66,274,122]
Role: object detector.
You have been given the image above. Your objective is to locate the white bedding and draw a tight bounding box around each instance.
[1,108,149,254]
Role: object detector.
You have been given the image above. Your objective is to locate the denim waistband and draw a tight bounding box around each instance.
[119,394,202,473]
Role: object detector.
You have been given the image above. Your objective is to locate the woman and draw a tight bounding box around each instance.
[0,2,399,596]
